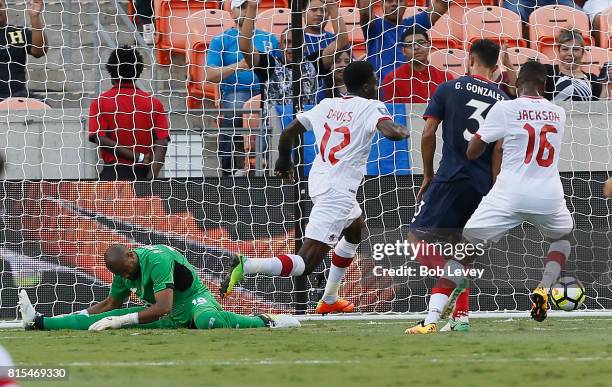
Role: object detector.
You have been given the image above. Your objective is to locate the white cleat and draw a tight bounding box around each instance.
[258,314,301,329]
[18,289,39,329]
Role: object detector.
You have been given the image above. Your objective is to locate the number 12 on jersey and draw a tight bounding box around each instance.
[523,123,557,167]
[320,123,351,165]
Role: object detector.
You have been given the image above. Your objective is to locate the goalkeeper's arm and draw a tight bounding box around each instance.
[86,295,125,315]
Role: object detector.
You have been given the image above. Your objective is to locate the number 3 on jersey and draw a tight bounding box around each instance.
[463,99,491,141]
[320,123,351,165]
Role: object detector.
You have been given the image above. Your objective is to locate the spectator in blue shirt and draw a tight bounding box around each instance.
[358,0,449,81]
[502,0,579,23]
[303,0,337,56]
[205,0,279,175]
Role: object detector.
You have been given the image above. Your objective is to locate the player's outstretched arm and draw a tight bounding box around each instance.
[604,177,612,198]
[238,0,261,68]
[89,289,173,331]
[466,135,488,160]
[376,119,409,141]
[417,117,440,201]
[274,119,307,182]
[86,296,125,315]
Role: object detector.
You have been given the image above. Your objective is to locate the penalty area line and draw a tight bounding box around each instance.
[61,359,361,367]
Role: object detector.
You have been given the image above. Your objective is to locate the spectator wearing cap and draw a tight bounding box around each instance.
[89,47,170,181]
[381,26,452,103]
[0,0,47,101]
[358,0,449,81]
[205,0,279,175]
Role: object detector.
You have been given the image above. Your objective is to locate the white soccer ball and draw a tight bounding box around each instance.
[550,276,586,311]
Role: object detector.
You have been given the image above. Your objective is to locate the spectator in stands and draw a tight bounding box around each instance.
[380,26,451,103]
[205,0,279,176]
[502,0,579,23]
[358,0,449,81]
[304,0,336,56]
[134,0,155,45]
[89,47,170,181]
[492,44,519,98]
[544,29,610,101]
[0,0,47,101]
[584,0,612,45]
[317,48,351,102]
[239,0,347,114]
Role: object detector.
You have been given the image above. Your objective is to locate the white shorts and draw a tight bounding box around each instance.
[463,193,574,243]
[305,189,362,245]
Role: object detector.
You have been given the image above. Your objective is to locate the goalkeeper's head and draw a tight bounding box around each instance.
[343,61,378,100]
[516,60,547,98]
[106,46,144,84]
[104,244,140,280]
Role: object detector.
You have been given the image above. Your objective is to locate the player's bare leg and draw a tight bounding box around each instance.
[220,239,329,298]
[316,217,364,314]
[531,238,571,322]
[406,258,470,334]
[406,232,471,332]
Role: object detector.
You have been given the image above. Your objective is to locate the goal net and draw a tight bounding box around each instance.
[0,0,611,322]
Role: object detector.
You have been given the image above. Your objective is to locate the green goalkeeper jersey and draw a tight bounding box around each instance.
[109,245,210,325]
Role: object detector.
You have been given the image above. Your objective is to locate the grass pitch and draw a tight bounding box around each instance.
[2,318,612,387]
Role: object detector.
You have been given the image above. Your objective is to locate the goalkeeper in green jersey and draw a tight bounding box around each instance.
[18,244,300,331]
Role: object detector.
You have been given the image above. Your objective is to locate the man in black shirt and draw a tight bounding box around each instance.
[0,0,47,100]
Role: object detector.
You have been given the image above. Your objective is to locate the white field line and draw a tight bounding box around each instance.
[56,355,612,368]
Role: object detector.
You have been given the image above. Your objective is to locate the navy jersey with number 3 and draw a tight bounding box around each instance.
[424,75,507,194]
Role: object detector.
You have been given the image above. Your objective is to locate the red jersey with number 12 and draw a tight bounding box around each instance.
[296,96,392,198]
[475,96,566,213]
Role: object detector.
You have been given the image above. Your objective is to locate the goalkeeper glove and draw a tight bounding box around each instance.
[88,313,139,331]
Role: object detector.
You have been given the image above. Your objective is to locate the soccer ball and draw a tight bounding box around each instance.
[550,276,586,311]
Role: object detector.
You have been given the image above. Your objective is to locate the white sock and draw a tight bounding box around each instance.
[243,258,282,275]
[424,293,449,325]
[540,261,561,289]
[322,239,359,304]
[540,240,570,289]
[243,255,305,276]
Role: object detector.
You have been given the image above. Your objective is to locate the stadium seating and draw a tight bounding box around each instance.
[594,7,612,48]
[242,95,262,171]
[529,5,592,60]
[0,98,50,110]
[430,5,467,50]
[429,48,468,78]
[464,6,526,49]
[581,46,611,75]
[154,0,221,65]
[504,47,552,70]
[256,8,291,38]
[185,10,233,108]
[222,0,287,12]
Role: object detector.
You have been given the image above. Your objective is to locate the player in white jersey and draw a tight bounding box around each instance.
[220,61,409,314]
[407,62,573,332]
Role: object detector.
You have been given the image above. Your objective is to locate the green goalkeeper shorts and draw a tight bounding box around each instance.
[171,291,224,328]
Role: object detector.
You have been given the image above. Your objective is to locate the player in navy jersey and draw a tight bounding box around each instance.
[405,40,508,334]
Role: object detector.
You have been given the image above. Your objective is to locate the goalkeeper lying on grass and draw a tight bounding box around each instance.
[19,244,300,331]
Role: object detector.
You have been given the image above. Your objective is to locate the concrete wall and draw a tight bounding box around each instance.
[0,101,610,180]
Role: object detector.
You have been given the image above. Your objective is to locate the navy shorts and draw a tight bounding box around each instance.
[410,179,486,241]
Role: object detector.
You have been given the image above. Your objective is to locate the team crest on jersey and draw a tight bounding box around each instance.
[328,234,337,243]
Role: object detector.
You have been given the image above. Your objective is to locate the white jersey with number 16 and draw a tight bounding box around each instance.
[296,96,392,198]
[475,96,566,214]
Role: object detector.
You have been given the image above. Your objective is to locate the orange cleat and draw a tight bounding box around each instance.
[315,298,355,315]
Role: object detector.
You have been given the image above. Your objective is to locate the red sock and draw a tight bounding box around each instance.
[414,241,446,269]
[453,288,470,319]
